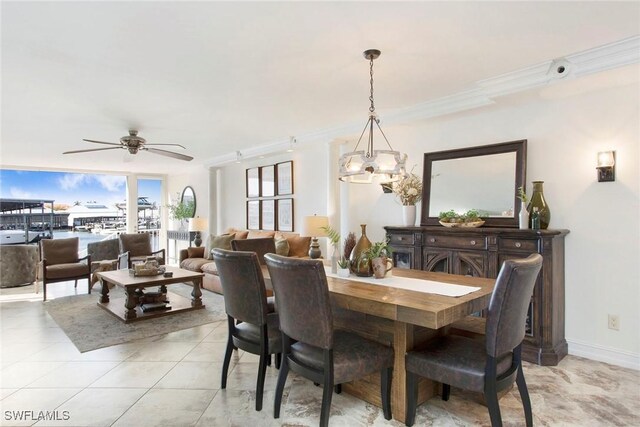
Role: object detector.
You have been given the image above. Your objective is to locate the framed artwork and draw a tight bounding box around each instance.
[261,199,275,231]
[276,161,293,195]
[277,198,294,232]
[246,168,260,198]
[261,165,275,197]
[247,200,260,230]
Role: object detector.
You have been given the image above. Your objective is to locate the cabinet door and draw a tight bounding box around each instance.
[452,251,487,277]
[423,249,449,273]
[391,247,415,270]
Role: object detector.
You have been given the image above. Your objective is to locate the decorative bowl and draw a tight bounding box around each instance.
[439,220,485,228]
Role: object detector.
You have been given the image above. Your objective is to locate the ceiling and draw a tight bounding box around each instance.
[1,1,638,174]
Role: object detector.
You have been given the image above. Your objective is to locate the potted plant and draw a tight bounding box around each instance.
[392,171,423,226]
[438,209,485,228]
[167,194,194,231]
[321,225,341,273]
[366,240,393,279]
[337,257,350,278]
[517,186,529,230]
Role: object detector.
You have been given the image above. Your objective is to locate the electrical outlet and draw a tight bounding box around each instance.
[608,314,620,331]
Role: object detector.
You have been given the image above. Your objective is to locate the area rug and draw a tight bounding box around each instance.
[45,284,227,353]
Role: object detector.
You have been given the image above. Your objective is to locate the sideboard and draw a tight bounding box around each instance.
[384,225,569,366]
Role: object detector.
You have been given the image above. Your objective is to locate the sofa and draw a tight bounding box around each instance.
[179,229,311,294]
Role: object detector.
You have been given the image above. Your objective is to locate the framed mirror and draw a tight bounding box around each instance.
[421,140,526,228]
[180,186,196,218]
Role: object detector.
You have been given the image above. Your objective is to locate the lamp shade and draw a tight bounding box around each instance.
[301,215,329,237]
[188,217,208,232]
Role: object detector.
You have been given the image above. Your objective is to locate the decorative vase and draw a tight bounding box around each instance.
[518,201,529,230]
[331,246,338,274]
[402,205,417,227]
[371,257,392,279]
[337,268,350,278]
[527,181,551,229]
[349,224,372,277]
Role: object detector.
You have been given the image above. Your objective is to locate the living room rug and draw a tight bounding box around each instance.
[45,284,227,353]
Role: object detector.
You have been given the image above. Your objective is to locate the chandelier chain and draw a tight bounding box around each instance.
[369,57,375,113]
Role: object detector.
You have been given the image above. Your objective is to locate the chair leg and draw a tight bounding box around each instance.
[43,282,47,301]
[320,377,333,427]
[74,279,77,288]
[485,382,503,427]
[221,336,234,389]
[405,371,418,426]
[256,351,268,411]
[275,353,281,370]
[273,356,289,419]
[381,367,392,420]
[87,278,91,295]
[516,363,533,427]
[334,384,341,394]
[442,383,451,401]
[266,354,272,367]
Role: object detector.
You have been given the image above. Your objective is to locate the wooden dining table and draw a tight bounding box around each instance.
[262,266,495,423]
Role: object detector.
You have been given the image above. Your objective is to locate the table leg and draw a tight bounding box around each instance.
[159,285,167,294]
[191,278,203,307]
[124,287,137,320]
[100,278,110,303]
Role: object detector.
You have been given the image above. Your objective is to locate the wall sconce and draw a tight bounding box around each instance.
[596,151,616,182]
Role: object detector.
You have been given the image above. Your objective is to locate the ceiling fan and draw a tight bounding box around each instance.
[63,129,193,161]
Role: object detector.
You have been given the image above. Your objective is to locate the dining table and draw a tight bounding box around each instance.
[262,266,495,423]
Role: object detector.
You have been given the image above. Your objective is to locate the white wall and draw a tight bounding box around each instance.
[211,65,639,366]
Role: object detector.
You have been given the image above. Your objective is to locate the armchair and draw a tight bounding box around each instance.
[119,233,165,268]
[39,237,91,301]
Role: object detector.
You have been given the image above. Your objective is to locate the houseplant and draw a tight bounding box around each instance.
[393,172,422,226]
[517,186,529,230]
[167,195,195,231]
[321,225,341,274]
[438,209,485,228]
[366,240,393,279]
[337,257,350,278]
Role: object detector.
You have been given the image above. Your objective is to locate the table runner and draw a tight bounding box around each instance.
[325,267,480,297]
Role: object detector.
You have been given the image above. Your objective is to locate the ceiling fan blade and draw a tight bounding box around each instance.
[63,147,123,154]
[144,143,186,149]
[143,147,193,161]
[82,139,121,146]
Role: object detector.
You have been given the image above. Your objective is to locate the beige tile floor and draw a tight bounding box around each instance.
[1,282,639,426]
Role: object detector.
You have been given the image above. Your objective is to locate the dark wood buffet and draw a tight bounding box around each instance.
[385,225,569,366]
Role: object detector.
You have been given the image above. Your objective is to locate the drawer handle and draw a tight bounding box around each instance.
[398,237,405,241]
[470,240,476,246]
[429,238,436,243]
[515,242,522,248]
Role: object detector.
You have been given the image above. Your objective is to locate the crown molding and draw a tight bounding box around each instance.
[204,36,640,167]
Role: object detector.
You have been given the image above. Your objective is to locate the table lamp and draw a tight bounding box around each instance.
[188,217,208,247]
[301,215,329,259]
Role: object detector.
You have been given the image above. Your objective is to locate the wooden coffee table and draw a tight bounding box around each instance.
[96,266,205,323]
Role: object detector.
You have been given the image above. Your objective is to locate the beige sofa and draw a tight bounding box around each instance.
[179,229,311,294]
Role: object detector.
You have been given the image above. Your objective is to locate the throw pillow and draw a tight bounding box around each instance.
[204,233,235,260]
[275,236,290,256]
[287,235,312,258]
[187,247,205,258]
[247,230,276,239]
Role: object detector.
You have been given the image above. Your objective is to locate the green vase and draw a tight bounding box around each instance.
[527,181,550,229]
[350,224,372,277]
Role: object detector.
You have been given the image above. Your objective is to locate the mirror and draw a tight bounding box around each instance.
[421,140,526,228]
[180,186,196,218]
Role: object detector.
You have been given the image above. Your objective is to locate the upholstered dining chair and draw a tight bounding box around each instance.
[264,254,394,427]
[118,233,165,268]
[404,254,543,427]
[231,237,277,313]
[39,237,91,301]
[231,237,276,265]
[212,248,282,412]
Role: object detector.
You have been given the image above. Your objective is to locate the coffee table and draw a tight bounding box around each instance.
[96,266,205,323]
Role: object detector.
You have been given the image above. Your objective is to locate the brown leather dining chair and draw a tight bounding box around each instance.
[212,248,282,412]
[404,254,543,427]
[119,233,165,268]
[39,237,91,301]
[264,254,394,427]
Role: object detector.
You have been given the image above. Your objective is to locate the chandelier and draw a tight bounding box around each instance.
[338,49,407,183]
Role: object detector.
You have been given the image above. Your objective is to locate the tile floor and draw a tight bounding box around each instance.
[1,282,639,426]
